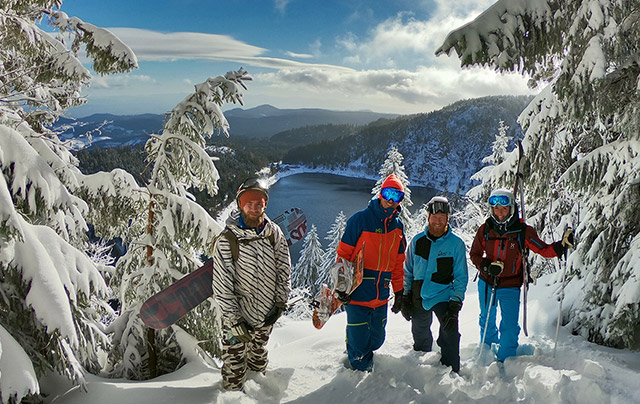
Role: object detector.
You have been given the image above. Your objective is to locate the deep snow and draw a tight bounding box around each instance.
[44,269,640,404]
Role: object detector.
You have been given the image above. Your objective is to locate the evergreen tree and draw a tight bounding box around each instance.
[406,204,429,242]
[317,211,347,289]
[371,146,414,224]
[292,225,324,293]
[0,1,138,402]
[483,120,512,167]
[437,0,640,348]
[107,69,252,379]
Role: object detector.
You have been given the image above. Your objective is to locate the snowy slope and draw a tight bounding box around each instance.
[44,271,640,404]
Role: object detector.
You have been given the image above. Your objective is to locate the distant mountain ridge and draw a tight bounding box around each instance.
[224,105,398,138]
[55,105,397,149]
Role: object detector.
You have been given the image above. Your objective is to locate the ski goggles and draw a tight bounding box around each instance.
[380,187,404,203]
[238,178,268,194]
[488,194,512,207]
[427,201,450,214]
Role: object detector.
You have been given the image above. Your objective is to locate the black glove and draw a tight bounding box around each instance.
[263,301,286,326]
[480,258,492,274]
[335,290,351,305]
[442,300,462,330]
[562,229,574,248]
[391,290,403,314]
[229,321,251,343]
[400,294,413,321]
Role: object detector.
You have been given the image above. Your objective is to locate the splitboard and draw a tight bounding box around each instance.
[311,245,365,329]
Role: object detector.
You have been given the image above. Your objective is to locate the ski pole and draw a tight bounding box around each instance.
[478,277,498,362]
[554,203,579,357]
[553,246,567,358]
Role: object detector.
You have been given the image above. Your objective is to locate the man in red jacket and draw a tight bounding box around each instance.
[470,188,573,363]
[336,174,406,371]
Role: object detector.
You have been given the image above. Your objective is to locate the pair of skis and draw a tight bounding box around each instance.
[513,141,530,336]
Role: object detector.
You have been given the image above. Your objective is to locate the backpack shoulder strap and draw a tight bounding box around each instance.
[221,229,240,262]
[226,228,278,263]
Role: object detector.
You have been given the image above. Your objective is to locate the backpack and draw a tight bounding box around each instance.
[212,227,277,263]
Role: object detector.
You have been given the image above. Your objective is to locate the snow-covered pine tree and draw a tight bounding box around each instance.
[483,120,512,167]
[0,1,138,402]
[437,0,640,348]
[371,145,414,224]
[406,204,428,242]
[107,69,252,380]
[450,119,517,245]
[292,224,324,293]
[317,211,347,290]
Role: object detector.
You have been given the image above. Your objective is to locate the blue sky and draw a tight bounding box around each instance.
[58,0,535,117]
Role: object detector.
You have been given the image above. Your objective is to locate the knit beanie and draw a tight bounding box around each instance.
[379,173,404,197]
[238,189,267,209]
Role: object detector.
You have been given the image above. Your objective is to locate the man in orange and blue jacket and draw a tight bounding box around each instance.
[336,174,406,371]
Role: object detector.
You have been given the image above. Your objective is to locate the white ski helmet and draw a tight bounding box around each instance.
[488,188,515,224]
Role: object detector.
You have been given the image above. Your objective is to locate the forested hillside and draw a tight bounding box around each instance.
[283,95,532,193]
[73,95,531,216]
[74,136,283,216]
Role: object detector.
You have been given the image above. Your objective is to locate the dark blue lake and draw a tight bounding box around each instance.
[265,173,438,263]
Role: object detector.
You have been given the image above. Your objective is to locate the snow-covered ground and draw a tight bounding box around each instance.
[44,270,640,404]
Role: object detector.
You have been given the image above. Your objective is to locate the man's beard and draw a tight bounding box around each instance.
[241,211,264,228]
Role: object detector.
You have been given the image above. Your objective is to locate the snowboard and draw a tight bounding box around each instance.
[311,245,365,329]
[272,207,307,246]
[140,208,307,329]
[140,260,213,329]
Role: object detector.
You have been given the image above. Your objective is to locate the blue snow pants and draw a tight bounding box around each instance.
[345,304,387,371]
[478,278,521,362]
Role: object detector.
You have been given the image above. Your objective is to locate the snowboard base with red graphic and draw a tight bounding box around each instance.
[311,245,364,329]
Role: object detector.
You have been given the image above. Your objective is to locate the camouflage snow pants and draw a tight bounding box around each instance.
[221,323,273,391]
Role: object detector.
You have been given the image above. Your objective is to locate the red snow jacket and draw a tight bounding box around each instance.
[470,216,562,288]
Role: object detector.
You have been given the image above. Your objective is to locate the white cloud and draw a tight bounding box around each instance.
[256,65,534,112]
[90,74,154,89]
[286,51,313,59]
[108,28,266,61]
[107,28,352,72]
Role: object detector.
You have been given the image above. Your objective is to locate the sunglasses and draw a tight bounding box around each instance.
[380,187,404,203]
[427,201,450,214]
[488,194,512,207]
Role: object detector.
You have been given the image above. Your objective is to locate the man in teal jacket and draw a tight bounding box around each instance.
[401,196,468,372]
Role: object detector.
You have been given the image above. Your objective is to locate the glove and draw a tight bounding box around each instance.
[400,294,413,321]
[263,301,286,326]
[487,261,504,277]
[229,321,251,343]
[480,258,491,274]
[391,290,403,314]
[562,229,574,248]
[442,300,462,330]
[335,290,351,305]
